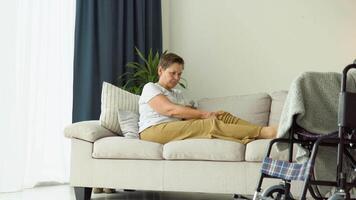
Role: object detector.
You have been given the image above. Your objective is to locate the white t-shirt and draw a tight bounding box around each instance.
[138,82,187,133]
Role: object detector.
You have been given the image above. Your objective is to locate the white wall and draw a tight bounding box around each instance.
[0,0,17,129]
[163,0,356,100]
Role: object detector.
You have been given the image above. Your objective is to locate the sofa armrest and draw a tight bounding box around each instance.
[64,120,118,142]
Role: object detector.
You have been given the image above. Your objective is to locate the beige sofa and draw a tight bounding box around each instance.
[65,90,304,200]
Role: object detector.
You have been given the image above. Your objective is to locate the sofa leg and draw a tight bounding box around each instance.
[74,187,92,200]
[124,189,136,192]
[233,194,249,199]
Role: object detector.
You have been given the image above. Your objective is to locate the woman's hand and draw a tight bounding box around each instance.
[201,111,214,119]
[201,111,219,119]
[201,111,225,119]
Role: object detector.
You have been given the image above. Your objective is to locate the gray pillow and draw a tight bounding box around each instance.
[117,109,140,139]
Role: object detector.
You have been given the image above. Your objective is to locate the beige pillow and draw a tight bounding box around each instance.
[64,120,116,142]
[99,82,140,134]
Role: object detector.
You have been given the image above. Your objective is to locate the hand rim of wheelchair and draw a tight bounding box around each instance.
[261,184,294,200]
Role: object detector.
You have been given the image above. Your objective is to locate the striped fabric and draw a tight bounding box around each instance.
[261,157,310,181]
[217,112,239,124]
[99,82,140,134]
[216,112,253,126]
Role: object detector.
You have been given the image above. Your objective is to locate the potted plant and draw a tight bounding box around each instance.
[117,47,187,95]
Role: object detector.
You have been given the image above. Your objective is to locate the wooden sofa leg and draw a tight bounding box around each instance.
[74,187,92,200]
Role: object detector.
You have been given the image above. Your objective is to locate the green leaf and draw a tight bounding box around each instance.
[133,70,149,79]
[178,82,186,88]
[123,78,138,88]
[135,47,149,67]
[117,72,131,82]
[147,49,153,71]
[126,62,142,70]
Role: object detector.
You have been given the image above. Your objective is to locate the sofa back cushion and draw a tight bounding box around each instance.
[163,139,245,161]
[268,91,288,126]
[197,93,271,126]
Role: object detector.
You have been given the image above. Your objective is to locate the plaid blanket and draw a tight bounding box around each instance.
[261,157,310,181]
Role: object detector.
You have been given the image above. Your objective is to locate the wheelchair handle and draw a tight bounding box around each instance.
[341,62,356,92]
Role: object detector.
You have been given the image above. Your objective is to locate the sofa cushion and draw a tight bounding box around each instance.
[197,93,271,126]
[163,139,245,161]
[245,139,296,162]
[64,120,116,142]
[268,91,288,126]
[99,82,140,134]
[93,136,163,160]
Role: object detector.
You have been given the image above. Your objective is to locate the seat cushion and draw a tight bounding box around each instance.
[93,136,163,160]
[245,139,297,162]
[163,139,245,161]
[197,93,271,126]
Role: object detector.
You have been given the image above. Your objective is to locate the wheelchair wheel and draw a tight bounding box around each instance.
[261,184,294,200]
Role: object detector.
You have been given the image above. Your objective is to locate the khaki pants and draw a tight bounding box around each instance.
[140,112,262,144]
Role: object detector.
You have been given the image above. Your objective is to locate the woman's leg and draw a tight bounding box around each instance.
[140,118,268,145]
[208,118,262,144]
[216,111,254,125]
[259,126,278,139]
[140,119,212,144]
[216,111,277,139]
[140,118,255,144]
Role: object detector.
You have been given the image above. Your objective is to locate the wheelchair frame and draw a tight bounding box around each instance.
[254,63,356,200]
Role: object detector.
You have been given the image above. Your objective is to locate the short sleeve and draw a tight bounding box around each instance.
[140,83,163,103]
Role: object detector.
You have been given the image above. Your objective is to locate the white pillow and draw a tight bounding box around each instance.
[117,109,140,139]
[99,82,140,134]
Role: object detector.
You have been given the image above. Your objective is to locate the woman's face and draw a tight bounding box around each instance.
[158,63,183,90]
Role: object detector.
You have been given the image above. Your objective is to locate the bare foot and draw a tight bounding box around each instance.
[258,126,277,139]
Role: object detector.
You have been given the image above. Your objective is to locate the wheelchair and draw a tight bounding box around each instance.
[253,63,356,200]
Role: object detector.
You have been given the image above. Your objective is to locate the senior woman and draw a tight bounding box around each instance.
[139,53,277,144]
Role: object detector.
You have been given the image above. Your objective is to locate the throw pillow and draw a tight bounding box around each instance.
[64,120,116,142]
[99,82,140,134]
[117,109,140,139]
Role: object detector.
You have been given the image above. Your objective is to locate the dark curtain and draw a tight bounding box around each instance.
[72,0,162,122]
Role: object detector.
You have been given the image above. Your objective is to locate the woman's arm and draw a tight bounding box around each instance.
[148,94,215,119]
